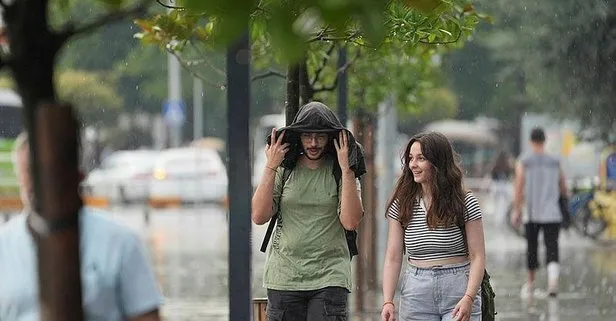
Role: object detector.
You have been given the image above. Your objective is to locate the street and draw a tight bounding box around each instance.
[92,195,616,321]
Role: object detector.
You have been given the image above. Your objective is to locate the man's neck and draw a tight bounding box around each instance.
[299,155,326,169]
[531,143,545,154]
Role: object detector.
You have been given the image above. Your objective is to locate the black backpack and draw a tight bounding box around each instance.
[259,165,359,259]
[459,224,496,321]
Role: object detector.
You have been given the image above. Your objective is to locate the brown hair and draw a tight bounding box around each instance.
[386,131,466,229]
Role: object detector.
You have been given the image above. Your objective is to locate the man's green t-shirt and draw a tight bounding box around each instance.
[263,158,355,291]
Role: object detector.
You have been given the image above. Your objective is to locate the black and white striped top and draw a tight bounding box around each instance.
[387,192,483,261]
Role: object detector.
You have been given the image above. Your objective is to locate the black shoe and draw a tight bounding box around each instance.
[548,291,558,298]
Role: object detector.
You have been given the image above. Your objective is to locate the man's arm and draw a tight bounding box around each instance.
[339,170,363,230]
[513,160,525,213]
[559,168,568,196]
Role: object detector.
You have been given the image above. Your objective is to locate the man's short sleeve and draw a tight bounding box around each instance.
[272,168,284,215]
[118,233,163,318]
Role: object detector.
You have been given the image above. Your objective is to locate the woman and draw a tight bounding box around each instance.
[381,132,486,321]
[489,150,513,223]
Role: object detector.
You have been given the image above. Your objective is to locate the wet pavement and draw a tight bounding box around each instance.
[4,195,615,321]
[99,194,616,321]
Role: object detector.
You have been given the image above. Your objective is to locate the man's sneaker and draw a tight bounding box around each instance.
[547,281,559,297]
[520,283,533,299]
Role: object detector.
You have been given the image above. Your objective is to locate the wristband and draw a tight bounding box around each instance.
[265,165,277,172]
[382,301,395,308]
[464,293,474,302]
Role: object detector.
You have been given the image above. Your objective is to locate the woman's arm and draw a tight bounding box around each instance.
[464,218,486,299]
[383,218,405,304]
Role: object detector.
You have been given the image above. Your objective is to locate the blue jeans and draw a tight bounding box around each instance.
[399,261,482,321]
[266,286,348,321]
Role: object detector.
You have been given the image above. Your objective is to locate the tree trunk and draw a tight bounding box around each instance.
[285,64,300,125]
[3,2,84,320]
[299,57,314,105]
[511,71,527,157]
[352,108,366,318]
[353,106,378,318]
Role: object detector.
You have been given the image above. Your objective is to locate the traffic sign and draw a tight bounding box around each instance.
[163,100,185,126]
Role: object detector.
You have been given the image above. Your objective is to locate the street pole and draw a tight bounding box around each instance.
[193,77,204,140]
[376,98,396,292]
[167,52,182,147]
[227,30,252,321]
[337,46,348,126]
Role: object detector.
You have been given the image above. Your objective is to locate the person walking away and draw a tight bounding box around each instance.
[511,127,568,298]
[489,150,514,224]
[251,101,365,321]
[381,131,486,321]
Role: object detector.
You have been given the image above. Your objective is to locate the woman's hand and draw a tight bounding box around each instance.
[381,303,396,321]
[452,295,474,321]
[265,128,290,169]
[334,130,350,171]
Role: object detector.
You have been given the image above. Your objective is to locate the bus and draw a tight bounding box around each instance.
[0,89,23,198]
[424,119,499,190]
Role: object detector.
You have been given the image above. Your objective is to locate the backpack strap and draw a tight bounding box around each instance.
[335,164,359,259]
[259,168,292,253]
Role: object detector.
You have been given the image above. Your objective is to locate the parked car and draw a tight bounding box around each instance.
[82,149,159,204]
[148,147,228,207]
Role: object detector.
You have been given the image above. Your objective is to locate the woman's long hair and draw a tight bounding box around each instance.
[491,150,512,175]
[385,132,466,229]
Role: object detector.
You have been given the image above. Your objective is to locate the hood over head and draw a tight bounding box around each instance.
[266,101,366,178]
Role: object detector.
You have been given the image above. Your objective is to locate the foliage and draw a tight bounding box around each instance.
[450,0,615,141]
[135,0,483,122]
[56,70,124,126]
[0,69,123,126]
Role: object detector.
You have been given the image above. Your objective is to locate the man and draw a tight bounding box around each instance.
[512,127,567,298]
[251,102,365,321]
[0,132,163,321]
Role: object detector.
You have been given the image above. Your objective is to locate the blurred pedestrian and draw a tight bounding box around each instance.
[489,150,514,223]
[511,127,568,298]
[0,132,163,321]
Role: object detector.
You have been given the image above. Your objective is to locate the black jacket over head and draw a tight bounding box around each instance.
[266,101,367,179]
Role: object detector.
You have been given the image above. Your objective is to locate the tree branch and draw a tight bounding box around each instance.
[313,49,360,93]
[310,30,362,43]
[310,42,336,87]
[252,69,286,82]
[419,29,463,45]
[156,0,185,10]
[58,0,150,41]
[189,40,227,77]
[168,49,226,88]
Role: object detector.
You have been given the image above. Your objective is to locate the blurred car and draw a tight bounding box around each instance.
[82,150,159,204]
[148,147,228,207]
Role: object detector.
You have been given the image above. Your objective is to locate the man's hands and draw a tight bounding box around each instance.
[265,128,290,169]
[334,130,350,172]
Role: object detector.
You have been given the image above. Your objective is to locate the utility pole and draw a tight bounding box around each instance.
[167,51,183,147]
[193,77,204,140]
[227,30,252,321]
